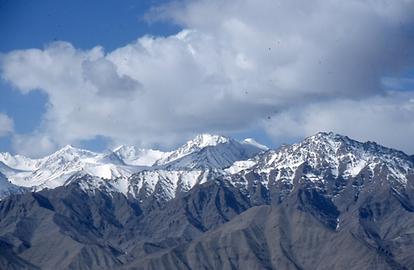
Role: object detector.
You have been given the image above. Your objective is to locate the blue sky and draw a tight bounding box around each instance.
[0,0,182,152]
[0,0,180,51]
[0,0,278,154]
[1,0,414,157]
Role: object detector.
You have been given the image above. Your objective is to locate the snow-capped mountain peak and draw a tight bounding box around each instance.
[299,132,410,161]
[227,132,413,192]
[190,134,230,148]
[154,134,266,169]
[124,134,268,201]
[50,144,97,159]
[154,134,231,166]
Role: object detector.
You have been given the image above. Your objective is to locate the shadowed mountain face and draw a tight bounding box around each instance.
[0,181,251,270]
[0,133,414,270]
[1,177,414,270]
[122,169,414,270]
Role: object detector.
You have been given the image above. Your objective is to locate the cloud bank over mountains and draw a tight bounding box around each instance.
[1,0,414,156]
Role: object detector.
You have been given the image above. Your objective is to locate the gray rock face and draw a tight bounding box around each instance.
[0,179,253,270]
[122,171,414,270]
[1,175,414,270]
[0,133,414,269]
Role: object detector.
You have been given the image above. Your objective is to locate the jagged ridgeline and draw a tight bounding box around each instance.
[0,132,413,270]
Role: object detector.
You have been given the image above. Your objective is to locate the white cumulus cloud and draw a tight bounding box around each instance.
[264,91,414,152]
[1,0,414,155]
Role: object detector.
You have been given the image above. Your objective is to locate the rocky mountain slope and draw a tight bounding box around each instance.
[0,132,413,270]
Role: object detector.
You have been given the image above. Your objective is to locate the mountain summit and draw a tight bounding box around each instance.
[155,134,264,169]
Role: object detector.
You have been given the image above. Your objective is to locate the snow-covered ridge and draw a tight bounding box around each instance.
[0,132,412,202]
[0,152,39,171]
[0,134,267,198]
[154,134,232,166]
[227,132,413,189]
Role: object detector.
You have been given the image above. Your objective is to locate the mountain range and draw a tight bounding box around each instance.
[0,132,413,270]
[0,134,266,198]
